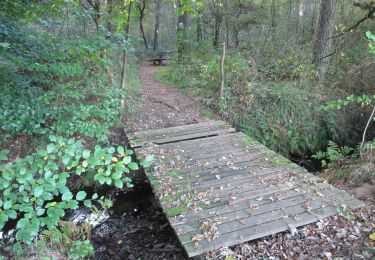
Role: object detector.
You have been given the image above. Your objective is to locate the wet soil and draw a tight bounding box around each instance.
[91,180,187,260]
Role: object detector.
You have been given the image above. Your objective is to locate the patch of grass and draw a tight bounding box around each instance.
[160,194,179,204]
[165,204,187,217]
[269,154,292,167]
[201,109,214,118]
[168,169,180,176]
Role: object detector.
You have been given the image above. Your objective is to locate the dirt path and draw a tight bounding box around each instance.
[125,63,219,133]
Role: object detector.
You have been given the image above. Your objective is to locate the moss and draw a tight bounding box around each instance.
[242,135,258,145]
[201,109,214,118]
[147,174,161,190]
[167,169,179,176]
[165,204,187,217]
[269,154,292,166]
[160,194,179,204]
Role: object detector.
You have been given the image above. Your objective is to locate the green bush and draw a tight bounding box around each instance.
[0,136,152,254]
[233,82,328,156]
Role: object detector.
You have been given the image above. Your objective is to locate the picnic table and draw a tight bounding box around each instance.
[147,51,171,65]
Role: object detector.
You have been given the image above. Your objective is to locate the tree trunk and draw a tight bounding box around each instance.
[270,0,276,28]
[220,42,226,98]
[197,16,203,42]
[177,0,188,30]
[120,3,132,92]
[106,0,113,34]
[295,0,300,43]
[312,0,336,81]
[153,0,161,51]
[138,0,148,49]
[176,0,189,63]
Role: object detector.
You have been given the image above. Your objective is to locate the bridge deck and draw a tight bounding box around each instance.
[127,121,364,258]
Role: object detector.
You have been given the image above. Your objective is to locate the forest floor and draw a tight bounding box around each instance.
[93,63,375,260]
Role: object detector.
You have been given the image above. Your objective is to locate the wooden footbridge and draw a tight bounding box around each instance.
[128,121,364,258]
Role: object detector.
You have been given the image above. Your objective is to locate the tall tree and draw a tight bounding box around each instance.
[312,0,336,81]
[153,0,161,51]
[137,0,148,49]
[211,0,223,47]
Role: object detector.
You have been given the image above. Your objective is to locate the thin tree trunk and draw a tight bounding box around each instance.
[295,0,300,43]
[140,15,148,49]
[137,0,148,49]
[312,0,336,81]
[120,3,132,93]
[270,0,276,28]
[153,0,161,52]
[106,0,113,34]
[197,16,203,42]
[220,42,226,98]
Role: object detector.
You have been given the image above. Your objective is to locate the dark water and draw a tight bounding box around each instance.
[290,155,322,173]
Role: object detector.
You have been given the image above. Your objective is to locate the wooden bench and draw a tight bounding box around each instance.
[147,52,170,65]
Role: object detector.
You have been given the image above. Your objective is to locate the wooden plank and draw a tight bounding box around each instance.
[172,185,353,236]
[128,121,229,141]
[130,128,236,148]
[183,205,338,257]
[130,121,230,141]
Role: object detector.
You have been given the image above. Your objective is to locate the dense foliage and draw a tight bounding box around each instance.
[158,1,375,158]
[0,1,147,257]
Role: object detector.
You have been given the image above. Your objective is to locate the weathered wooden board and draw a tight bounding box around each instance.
[128,121,364,258]
[128,121,235,148]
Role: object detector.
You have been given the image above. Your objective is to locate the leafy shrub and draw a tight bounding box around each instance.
[233,82,328,156]
[0,136,152,253]
[313,141,354,168]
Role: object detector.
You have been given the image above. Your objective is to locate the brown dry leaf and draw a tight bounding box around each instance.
[196,191,205,197]
[192,234,205,242]
[250,204,260,210]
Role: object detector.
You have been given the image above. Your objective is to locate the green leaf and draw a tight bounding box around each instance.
[47,143,55,154]
[49,135,57,142]
[82,150,91,159]
[20,167,27,176]
[6,209,17,219]
[128,162,139,171]
[62,156,70,165]
[111,172,122,181]
[108,147,115,154]
[36,208,45,216]
[83,200,92,207]
[37,150,48,157]
[62,191,73,201]
[0,150,9,161]
[3,200,13,210]
[16,229,33,244]
[0,42,10,48]
[33,186,44,197]
[92,193,98,200]
[123,156,132,164]
[114,180,123,189]
[76,191,87,201]
[82,160,88,168]
[117,146,124,154]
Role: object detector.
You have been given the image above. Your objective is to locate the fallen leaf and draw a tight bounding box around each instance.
[192,234,205,242]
